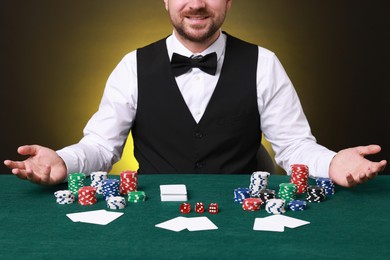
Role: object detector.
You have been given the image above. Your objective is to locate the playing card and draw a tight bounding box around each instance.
[155,216,188,232]
[66,210,124,225]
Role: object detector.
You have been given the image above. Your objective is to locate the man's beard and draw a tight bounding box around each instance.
[172,8,226,43]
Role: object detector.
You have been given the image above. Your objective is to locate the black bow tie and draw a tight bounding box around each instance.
[170,52,217,77]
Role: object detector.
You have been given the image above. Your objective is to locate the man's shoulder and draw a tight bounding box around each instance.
[137,36,170,52]
[223,32,277,61]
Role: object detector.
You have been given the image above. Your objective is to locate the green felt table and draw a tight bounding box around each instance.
[1,173,389,259]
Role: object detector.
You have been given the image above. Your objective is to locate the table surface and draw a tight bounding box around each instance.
[1,173,389,259]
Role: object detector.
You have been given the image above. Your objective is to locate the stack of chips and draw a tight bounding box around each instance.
[306,185,326,203]
[233,188,251,203]
[78,186,97,205]
[258,189,276,203]
[90,171,108,194]
[68,173,86,195]
[107,196,126,209]
[278,182,297,204]
[127,191,146,203]
[249,171,270,197]
[242,198,263,211]
[287,200,307,211]
[315,177,335,196]
[290,164,310,194]
[119,170,138,195]
[265,198,286,215]
[54,190,75,204]
[102,179,120,201]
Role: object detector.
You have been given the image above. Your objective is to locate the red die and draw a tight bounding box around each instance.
[208,203,219,214]
[180,203,191,214]
[195,202,205,213]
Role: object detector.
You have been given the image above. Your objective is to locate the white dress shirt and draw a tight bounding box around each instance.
[57,31,336,178]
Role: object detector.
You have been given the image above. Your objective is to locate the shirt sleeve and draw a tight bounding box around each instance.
[256,46,336,178]
[57,51,138,175]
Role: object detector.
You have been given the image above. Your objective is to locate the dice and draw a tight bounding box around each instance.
[179,202,219,214]
[208,203,219,214]
[195,202,205,213]
[180,203,191,214]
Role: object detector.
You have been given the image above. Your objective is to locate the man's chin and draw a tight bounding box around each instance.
[177,26,217,43]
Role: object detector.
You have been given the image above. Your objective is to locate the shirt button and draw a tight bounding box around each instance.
[194,162,204,169]
[194,131,204,139]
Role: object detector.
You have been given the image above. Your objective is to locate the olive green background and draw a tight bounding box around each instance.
[1,0,389,174]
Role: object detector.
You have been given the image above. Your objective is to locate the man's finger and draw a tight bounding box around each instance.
[377,160,387,172]
[358,172,369,183]
[356,145,381,157]
[17,145,39,156]
[4,160,26,171]
[12,169,28,180]
[346,173,357,187]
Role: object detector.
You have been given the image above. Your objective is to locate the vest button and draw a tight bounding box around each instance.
[194,162,204,169]
[194,131,204,139]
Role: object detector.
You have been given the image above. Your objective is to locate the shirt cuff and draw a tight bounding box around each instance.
[311,151,337,178]
[56,149,80,177]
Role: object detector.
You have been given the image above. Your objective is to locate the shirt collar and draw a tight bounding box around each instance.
[166,30,226,62]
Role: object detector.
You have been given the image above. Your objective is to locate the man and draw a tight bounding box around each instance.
[4,0,387,187]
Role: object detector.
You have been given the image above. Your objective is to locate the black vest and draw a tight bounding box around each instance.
[133,34,261,174]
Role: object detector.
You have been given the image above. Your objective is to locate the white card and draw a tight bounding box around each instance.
[186,216,218,231]
[66,210,124,225]
[155,216,188,232]
[155,216,218,232]
[253,215,310,232]
[253,217,285,232]
[160,195,188,202]
[160,184,188,201]
[269,215,310,228]
[160,184,187,195]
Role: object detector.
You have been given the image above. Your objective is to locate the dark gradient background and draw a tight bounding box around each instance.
[1,0,389,174]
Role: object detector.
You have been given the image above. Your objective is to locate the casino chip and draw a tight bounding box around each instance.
[258,189,276,203]
[127,191,146,203]
[107,196,126,210]
[68,173,86,195]
[306,185,326,203]
[90,171,108,194]
[234,188,251,203]
[249,171,270,197]
[102,179,121,201]
[78,186,97,206]
[242,198,263,211]
[54,190,75,204]
[120,170,138,195]
[265,198,286,215]
[315,177,335,197]
[287,200,307,211]
[290,164,309,194]
[277,182,297,204]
